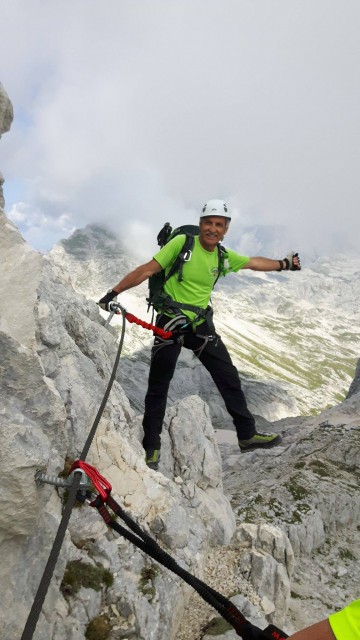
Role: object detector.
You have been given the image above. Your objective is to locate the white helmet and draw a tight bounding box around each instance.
[200,199,231,221]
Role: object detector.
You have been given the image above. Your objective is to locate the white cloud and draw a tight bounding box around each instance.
[1,0,360,257]
[8,201,75,251]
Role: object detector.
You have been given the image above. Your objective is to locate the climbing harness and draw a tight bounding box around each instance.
[23,301,288,640]
[192,333,218,358]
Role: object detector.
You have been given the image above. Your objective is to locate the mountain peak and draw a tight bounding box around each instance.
[50,223,138,298]
[57,224,125,260]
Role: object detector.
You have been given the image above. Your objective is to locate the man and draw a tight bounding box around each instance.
[287,599,360,639]
[99,199,301,470]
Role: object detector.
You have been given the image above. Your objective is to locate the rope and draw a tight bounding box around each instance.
[90,491,288,640]
[20,472,82,640]
[80,308,126,460]
[68,463,288,639]
[21,308,127,640]
[96,496,251,637]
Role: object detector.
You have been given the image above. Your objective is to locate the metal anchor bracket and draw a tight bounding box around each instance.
[35,468,93,493]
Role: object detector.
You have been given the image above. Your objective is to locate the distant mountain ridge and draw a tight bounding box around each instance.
[50,223,139,295]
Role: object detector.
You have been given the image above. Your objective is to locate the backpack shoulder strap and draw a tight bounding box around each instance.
[213,243,226,287]
[164,233,195,283]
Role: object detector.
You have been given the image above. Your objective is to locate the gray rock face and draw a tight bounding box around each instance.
[219,406,360,634]
[0,83,13,208]
[236,523,294,627]
[347,357,360,398]
[0,172,5,210]
[0,83,13,136]
[0,209,236,640]
[0,212,42,346]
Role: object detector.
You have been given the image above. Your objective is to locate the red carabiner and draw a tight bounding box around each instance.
[69,461,112,502]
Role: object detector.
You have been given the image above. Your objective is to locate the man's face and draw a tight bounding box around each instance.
[199,216,228,251]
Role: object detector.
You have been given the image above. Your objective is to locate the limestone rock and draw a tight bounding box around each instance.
[0,172,5,210]
[220,407,360,633]
[236,524,293,627]
[0,211,42,347]
[0,83,13,208]
[0,82,13,136]
[347,357,360,398]
[0,208,236,640]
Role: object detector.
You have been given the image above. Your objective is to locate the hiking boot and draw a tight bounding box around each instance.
[238,432,282,452]
[145,449,161,470]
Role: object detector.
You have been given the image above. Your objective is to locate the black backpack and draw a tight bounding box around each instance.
[147,222,226,314]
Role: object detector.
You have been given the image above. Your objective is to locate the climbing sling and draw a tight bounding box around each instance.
[71,459,289,640]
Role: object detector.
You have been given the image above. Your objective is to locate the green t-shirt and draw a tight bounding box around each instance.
[153,235,249,323]
[329,600,360,640]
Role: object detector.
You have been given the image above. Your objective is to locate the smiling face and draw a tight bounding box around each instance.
[198,216,229,251]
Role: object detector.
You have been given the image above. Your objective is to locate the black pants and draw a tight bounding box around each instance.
[142,314,256,449]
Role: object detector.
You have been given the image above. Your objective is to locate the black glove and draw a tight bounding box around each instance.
[98,289,118,311]
[283,251,301,271]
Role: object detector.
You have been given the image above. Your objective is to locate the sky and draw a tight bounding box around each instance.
[1,0,360,259]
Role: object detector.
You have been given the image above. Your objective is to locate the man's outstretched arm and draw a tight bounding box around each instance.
[244,252,301,272]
